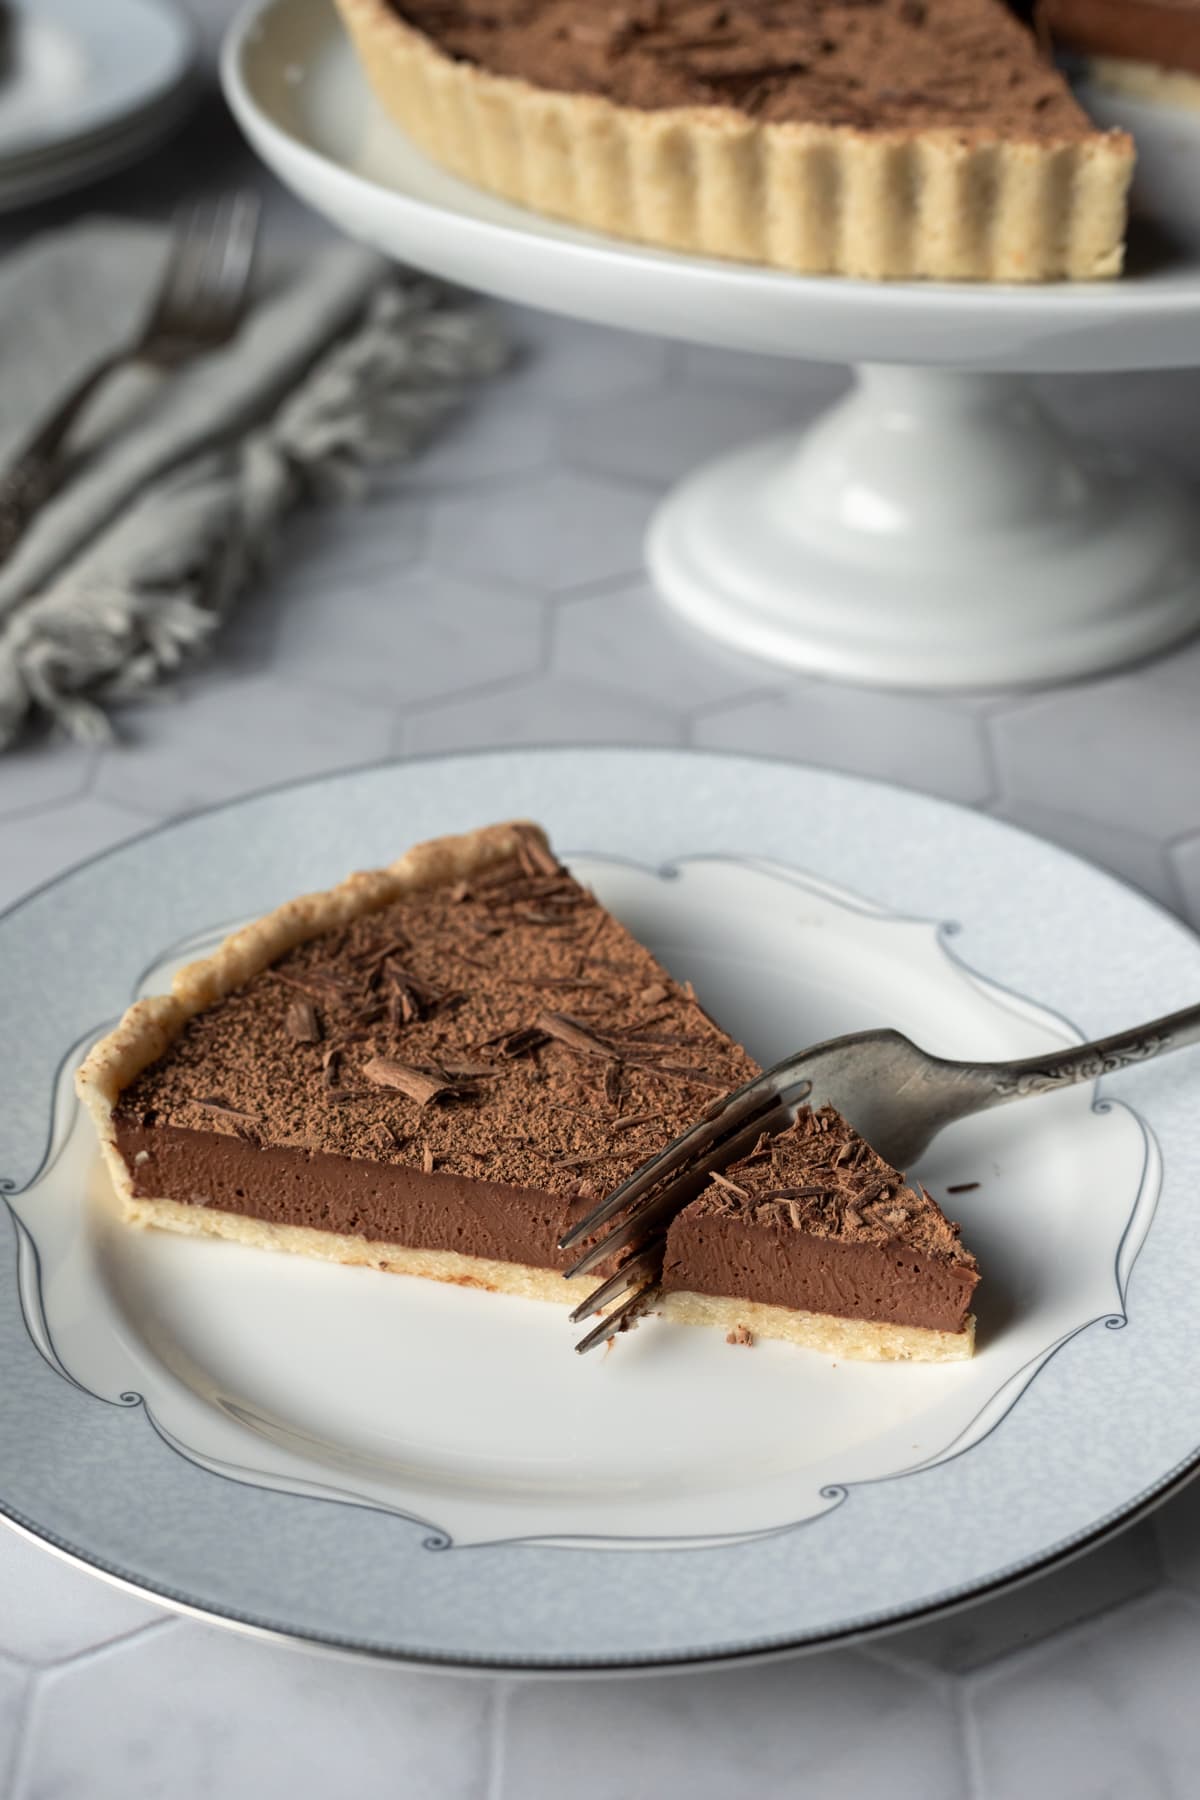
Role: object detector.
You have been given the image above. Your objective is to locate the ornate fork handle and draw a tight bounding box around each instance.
[965,1003,1200,1105]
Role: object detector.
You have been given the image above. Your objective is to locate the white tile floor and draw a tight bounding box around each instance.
[4,7,1200,1794]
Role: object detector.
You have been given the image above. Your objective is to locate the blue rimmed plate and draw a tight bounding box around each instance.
[2,748,1198,1669]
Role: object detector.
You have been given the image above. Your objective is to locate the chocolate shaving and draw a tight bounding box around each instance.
[758,1185,830,1201]
[572,911,608,973]
[284,998,321,1044]
[448,879,472,903]
[189,1096,260,1127]
[526,975,603,990]
[535,1011,619,1061]
[630,1059,729,1090]
[946,1181,980,1194]
[372,1119,407,1152]
[604,1062,624,1110]
[436,1060,502,1079]
[608,1030,707,1050]
[639,982,670,1006]
[352,936,411,972]
[422,1146,436,1174]
[488,1025,550,1059]
[362,1058,453,1106]
[552,1153,611,1171]
[274,970,346,1006]
[611,1111,663,1133]
[321,1046,342,1089]
[514,908,577,928]
[708,1169,750,1198]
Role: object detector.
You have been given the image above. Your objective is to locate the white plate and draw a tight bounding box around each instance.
[0,0,196,204]
[2,748,1199,1669]
[222,0,1200,373]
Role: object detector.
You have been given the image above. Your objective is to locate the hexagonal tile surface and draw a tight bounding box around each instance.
[427,472,655,596]
[681,346,851,408]
[1169,833,1200,933]
[989,672,1200,841]
[270,565,546,710]
[0,796,148,912]
[0,1527,163,1667]
[499,307,669,404]
[400,672,685,754]
[0,1655,29,1796]
[502,1652,966,1800]
[968,1590,1200,1800]
[92,675,396,819]
[693,684,996,806]
[1153,1472,1200,1595]
[552,582,772,712]
[557,382,799,488]
[18,1621,493,1800]
[0,739,94,821]
[402,386,553,492]
[877,1523,1161,1674]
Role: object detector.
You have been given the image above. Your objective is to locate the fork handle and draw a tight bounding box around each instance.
[957,1001,1200,1104]
[0,350,130,562]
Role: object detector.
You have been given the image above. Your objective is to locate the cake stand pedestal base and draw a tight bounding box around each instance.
[648,365,1200,690]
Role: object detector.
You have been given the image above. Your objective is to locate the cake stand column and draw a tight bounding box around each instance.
[648,363,1200,689]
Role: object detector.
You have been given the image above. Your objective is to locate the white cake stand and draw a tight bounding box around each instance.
[225,0,1200,689]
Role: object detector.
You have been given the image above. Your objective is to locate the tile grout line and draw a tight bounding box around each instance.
[3,1665,39,1800]
[954,1675,989,1800]
[484,1679,512,1800]
[29,1615,180,1679]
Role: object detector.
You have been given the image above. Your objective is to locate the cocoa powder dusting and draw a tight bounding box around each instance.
[115,854,758,1195]
[694,1105,976,1265]
[396,0,1094,138]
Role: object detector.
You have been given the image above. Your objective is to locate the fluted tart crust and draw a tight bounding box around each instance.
[332,0,1135,281]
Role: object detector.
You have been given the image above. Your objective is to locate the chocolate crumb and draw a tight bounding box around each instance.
[639,982,669,1006]
[422,1146,436,1174]
[726,1324,755,1347]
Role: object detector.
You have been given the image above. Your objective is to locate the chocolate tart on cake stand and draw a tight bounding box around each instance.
[224,0,1200,690]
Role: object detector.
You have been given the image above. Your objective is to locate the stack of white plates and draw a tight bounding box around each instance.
[0,0,197,213]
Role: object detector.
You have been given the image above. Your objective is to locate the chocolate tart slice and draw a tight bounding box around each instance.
[76,821,979,1361]
[77,822,757,1305]
[661,1107,979,1362]
[333,0,1133,281]
[1046,0,1200,111]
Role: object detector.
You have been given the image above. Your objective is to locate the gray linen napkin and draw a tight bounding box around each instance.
[0,217,506,747]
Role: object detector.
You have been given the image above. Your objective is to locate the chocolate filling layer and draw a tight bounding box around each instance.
[114,835,757,1271]
[113,836,979,1332]
[662,1108,979,1333]
[1048,0,1200,76]
[395,0,1094,137]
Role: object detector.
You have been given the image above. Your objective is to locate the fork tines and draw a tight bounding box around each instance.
[561,1072,792,1354]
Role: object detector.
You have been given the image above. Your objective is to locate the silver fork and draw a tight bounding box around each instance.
[0,193,261,561]
[559,1000,1200,1353]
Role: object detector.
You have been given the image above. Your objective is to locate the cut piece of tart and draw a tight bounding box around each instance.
[77,822,758,1303]
[333,0,1134,280]
[1046,0,1200,111]
[660,1106,979,1361]
[76,820,980,1362]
